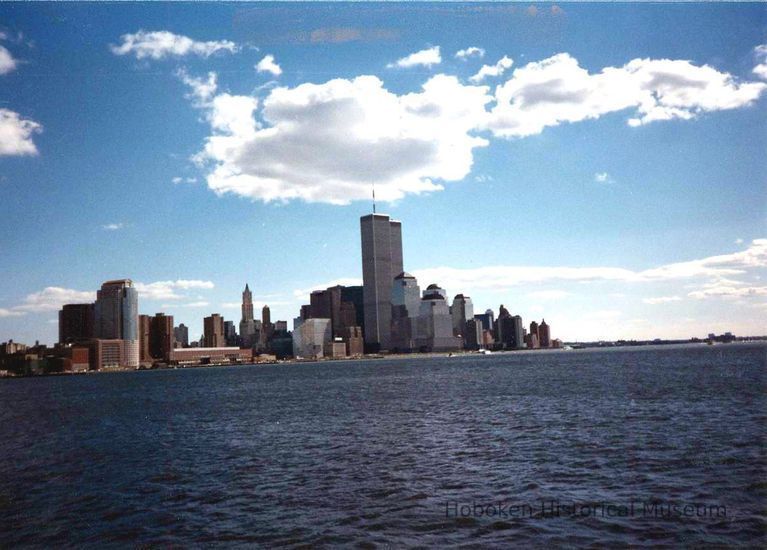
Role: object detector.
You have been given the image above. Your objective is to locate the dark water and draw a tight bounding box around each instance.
[1,343,765,547]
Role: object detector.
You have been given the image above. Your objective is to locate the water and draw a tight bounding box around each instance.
[1,343,765,546]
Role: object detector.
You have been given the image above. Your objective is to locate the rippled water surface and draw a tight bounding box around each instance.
[1,343,766,546]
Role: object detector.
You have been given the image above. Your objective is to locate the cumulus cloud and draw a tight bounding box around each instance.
[187,73,491,204]
[387,46,441,69]
[455,46,485,60]
[643,296,682,304]
[0,44,17,75]
[594,172,613,183]
[178,51,764,206]
[0,108,42,156]
[753,45,767,80]
[256,54,282,76]
[488,53,766,137]
[102,223,124,231]
[13,287,95,313]
[110,30,238,60]
[134,280,215,301]
[469,56,513,83]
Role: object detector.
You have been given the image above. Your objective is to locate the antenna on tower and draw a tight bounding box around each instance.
[372,182,376,213]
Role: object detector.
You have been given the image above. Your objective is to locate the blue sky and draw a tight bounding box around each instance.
[1,2,765,344]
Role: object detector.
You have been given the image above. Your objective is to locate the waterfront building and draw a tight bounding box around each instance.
[390,271,421,352]
[342,326,364,356]
[149,313,174,361]
[139,314,152,363]
[539,319,551,348]
[340,285,364,334]
[58,303,94,344]
[474,309,494,336]
[525,332,540,349]
[239,284,256,348]
[360,213,403,352]
[224,320,237,347]
[94,279,139,368]
[415,284,462,352]
[174,323,189,348]
[262,305,271,326]
[204,314,225,348]
[450,294,474,344]
[529,321,540,342]
[275,320,288,333]
[465,318,483,350]
[498,314,525,349]
[169,347,253,365]
[89,339,126,370]
[292,318,332,359]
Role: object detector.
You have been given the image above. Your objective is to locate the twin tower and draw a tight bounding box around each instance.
[360,213,403,352]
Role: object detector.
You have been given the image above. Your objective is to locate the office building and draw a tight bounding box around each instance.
[360,213,403,352]
[150,313,174,361]
[139,314,152,363]
[465,318,483,350]
[94,279,139,368]
[390,271,421,352]
[239,283,256,348]
[450,294,474,343]
[415,284,462,352]
[58,303,94,344]
[224,320,237,347]
[174,323,189,348]
[293,318,332,359]
[539,319,551,348]
[204,314,225,348]
[474,309,494,336]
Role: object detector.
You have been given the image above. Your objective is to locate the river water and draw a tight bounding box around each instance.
[1,343,765,546]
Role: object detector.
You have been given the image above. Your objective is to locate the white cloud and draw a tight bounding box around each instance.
[689,285,767,299]
[387,46,441,69]
[413,239,767,293]
[643,296,682,304]
[488,53,766,137]
[0,44,17,75]
[256,54,282,76]
[0,108,42,156]
[172,176,197,184]
[527,290,571,300]
[455,47,485,60]
[177,69,218,105]
[160,301,210,308]
[110,30,238,60]
[594,172,613,183]
[178,52,764,206]
[753,44,767,80]
[0,308,25,318]
[469,56,513,83]
[102,223,124,231]
[735,238,744,245]
[13,287,95,313]
[187,72,491,204]
[134,280,215,301]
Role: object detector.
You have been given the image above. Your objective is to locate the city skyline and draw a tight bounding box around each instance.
[1,3,766,344]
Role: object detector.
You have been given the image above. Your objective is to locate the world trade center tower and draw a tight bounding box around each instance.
[360,213,403,352]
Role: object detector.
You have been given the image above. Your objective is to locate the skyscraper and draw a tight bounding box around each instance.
[174,323,189,348]
[390,271,421,352]
[539,319,551,348]
[94,279,139,367]
[149,313,174,361]
[204,314,225,348]
[239,283,256,348]
[450,294,474,342]
[262,304,271,326]
[58,303,94,344]
[360,213,403,351]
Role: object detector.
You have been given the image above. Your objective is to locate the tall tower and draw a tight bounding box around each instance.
[204,314,225,348]
[262,304,271,325]
[94,279,139,367]
[240,283,256,348]
[360,213,403,351]
[242,283,254,323]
